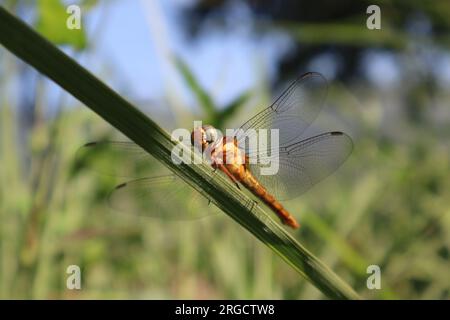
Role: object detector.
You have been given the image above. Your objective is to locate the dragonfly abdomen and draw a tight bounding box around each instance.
[237,168,300,229]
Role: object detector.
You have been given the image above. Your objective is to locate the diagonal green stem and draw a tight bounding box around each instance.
[0,6,360,299]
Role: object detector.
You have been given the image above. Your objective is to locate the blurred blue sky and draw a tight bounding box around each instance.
[28,0,450,115]
[81,0,292,109]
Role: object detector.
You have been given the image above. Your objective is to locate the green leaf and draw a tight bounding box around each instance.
[173,56,216,118]
[0,6,360,300]
[80,0,99,11]
[36,0,86,50]
[216,91,251,129]
[276,22,407,49]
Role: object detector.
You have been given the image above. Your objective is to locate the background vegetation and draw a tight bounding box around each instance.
[0,0,449,299]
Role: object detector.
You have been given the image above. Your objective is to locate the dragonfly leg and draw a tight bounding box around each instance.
[217,164,241,190]
[211,162,217,170]
[250,199,258,211]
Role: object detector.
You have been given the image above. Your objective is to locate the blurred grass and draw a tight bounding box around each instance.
[275,22,408,49]
[173,56,252,129]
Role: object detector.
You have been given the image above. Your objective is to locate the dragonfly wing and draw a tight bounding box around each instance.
[74,141,167,178]
[75,141,218,220]
[108,175,219,220]
[234,72,328,151]
[248,132,353,200]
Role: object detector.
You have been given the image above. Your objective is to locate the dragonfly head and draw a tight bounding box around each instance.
[191,125,219,151]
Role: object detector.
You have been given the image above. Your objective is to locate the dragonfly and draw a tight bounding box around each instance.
[78,72,353,229]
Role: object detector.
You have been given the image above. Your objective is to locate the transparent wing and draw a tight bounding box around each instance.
[108,175,219,220]
[230,72,351,200]
[247,131,353,200]
[234,72,328,152]
[75,141,218,220]
[74,141,165,178]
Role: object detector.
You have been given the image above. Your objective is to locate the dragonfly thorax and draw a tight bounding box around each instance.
[191,125,220,151]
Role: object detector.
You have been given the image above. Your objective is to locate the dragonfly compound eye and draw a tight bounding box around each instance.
[190,128,205,147]
[204,126,218,143]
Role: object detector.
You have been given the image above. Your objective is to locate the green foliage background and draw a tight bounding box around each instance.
[0,0,449,299]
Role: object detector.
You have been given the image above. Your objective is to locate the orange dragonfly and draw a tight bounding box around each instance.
[78,72,353,229]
